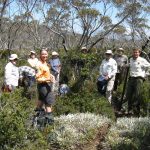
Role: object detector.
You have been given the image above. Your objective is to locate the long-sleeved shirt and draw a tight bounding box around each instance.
[100,58,117,78]
[4,62,19,86]
[49,58,61,73]
[27,58,39,68]
[129,56,150,78]
[19,66,35,78]
[113,54,128,73]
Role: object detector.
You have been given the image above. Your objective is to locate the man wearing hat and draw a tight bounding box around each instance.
[81,46,88,54]
[98,50,117,103]
[49,51,61,92]
[4,54,19,92]
[27,50,39,68]
[113,48,128,91]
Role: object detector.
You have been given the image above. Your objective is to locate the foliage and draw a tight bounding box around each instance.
[60,49,102,92]
[54,90,116,120]
[106,117,150,150]
[0,88,48,150]
[48,113,111,150]
[0,89,29,149]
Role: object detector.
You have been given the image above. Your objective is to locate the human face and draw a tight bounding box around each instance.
[11,59,18,65]
[30,53,36,59]
[132,50,140,59]
[105,53,112,60]
[52,55,58,59]
[117,50,123,56]
[40,50,48,62]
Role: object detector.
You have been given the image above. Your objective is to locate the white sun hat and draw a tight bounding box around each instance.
[105,50,113,54]
[118,48,124,51]
[81,46,87,50]
[30,50,36,54]
[9,54,18,60]
[52,51,59,56]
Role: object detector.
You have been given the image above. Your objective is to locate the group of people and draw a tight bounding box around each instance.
[3,48,62,124]
[2,46,150,121]
[98,47,150,116]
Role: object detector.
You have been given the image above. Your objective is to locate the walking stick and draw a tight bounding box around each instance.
[120,65,129,107]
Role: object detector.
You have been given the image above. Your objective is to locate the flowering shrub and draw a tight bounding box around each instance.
[48,113,111,149]
[106,117,150,150]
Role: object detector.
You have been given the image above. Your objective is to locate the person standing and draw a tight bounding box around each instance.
[4,54,19,92]
[113,48,128,91]
[99,50,117,103]
[35,49,55,124]
[27,51,39,68]
[126,48,150,116]
[49,51,61,92]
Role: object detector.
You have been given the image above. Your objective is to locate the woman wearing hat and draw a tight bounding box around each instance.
[27,51,39,68]
[49,51,61,92]
[3,54,19,92]
[98,50,117,103]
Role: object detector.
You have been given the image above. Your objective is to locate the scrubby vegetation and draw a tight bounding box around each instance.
[0,50,150,150]
[106,117,150,150]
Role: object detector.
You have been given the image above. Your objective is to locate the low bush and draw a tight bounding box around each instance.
[106,117,150,150]
[54,91,116,120]
[48,113,111,150]
[0,88,48,150]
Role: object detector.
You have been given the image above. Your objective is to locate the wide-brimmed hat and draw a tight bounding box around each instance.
[81,46,87,50]
[105,50,113,55]
[9,54,18,60]
[30,50,36,55]
[117,48,124,51]
[52,51,59,56]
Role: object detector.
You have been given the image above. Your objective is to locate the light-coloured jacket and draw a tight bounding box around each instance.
[100,58,117,79]
[4,62,19,86]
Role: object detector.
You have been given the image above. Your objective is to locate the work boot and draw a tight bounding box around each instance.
[45,112,54,125]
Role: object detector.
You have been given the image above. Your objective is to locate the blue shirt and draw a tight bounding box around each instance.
[49,58,61,73]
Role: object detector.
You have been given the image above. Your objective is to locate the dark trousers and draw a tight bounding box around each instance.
[126,77,144,114]
[97,80,107,95]
[114,73,122,91]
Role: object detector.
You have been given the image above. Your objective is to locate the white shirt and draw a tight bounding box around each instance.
[129,56,150,78]
[28,58,38,68]
[100,58,117,78]
[4,62,19,86]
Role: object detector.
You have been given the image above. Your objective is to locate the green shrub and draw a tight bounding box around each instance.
[0,88,48,150]
[54,91,116,120]
[106,117,150,150]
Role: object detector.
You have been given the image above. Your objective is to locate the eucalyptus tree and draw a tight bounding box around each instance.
[113,0,150,47]
[40,0,132,52]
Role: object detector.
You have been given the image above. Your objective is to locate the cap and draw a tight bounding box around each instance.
[105,50,113,54]
[52,51,59,56]
[9,54,18,60]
